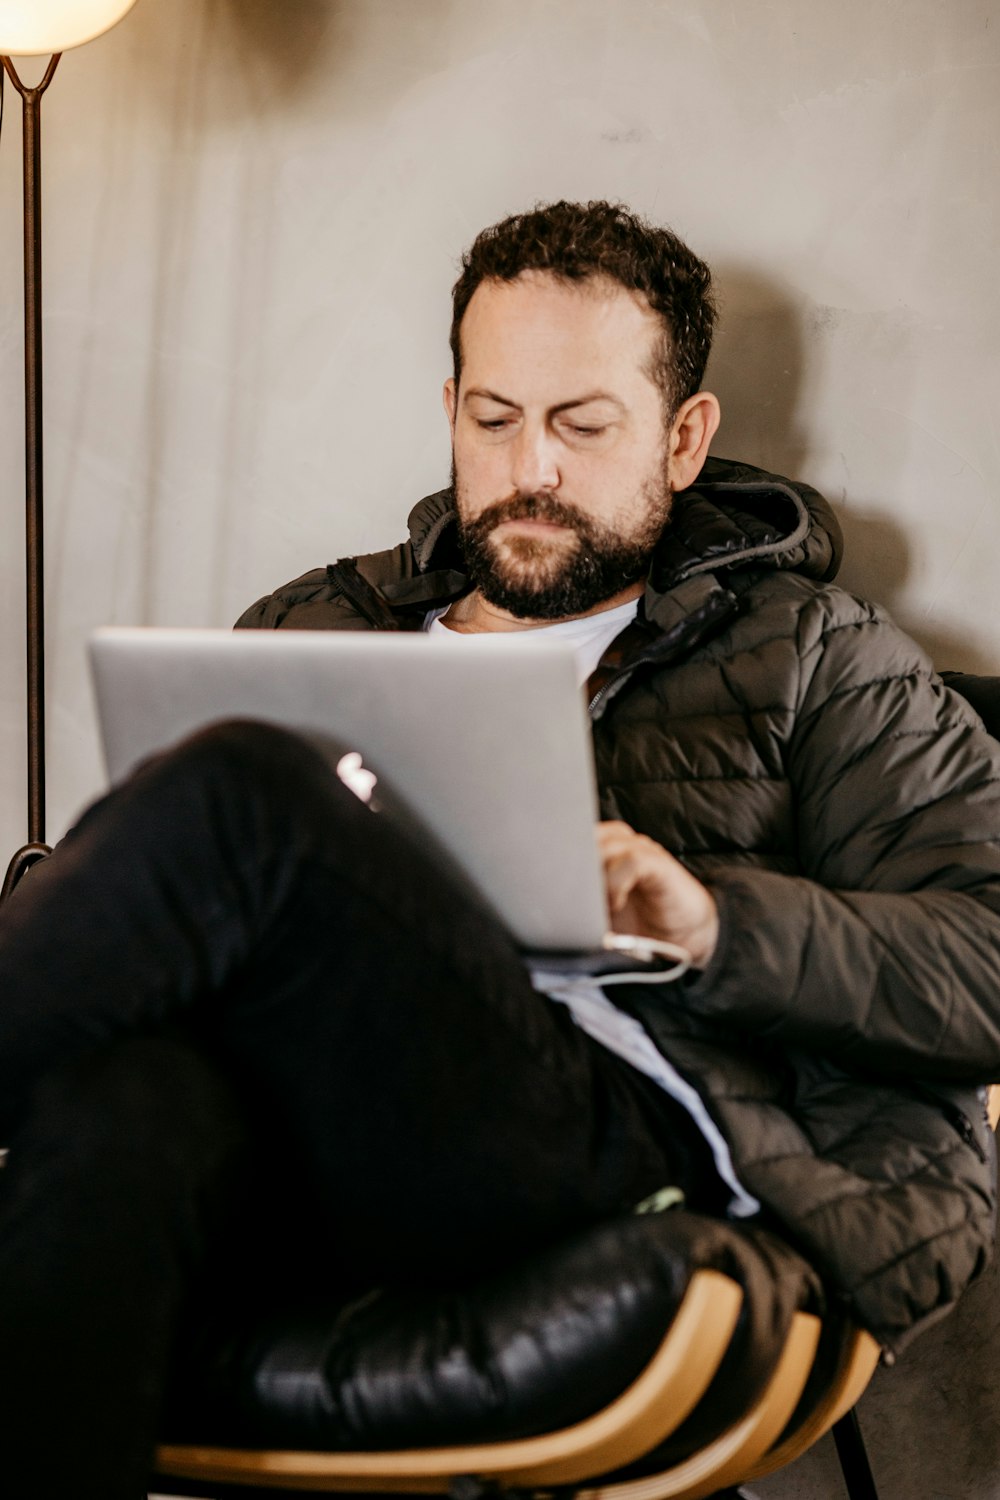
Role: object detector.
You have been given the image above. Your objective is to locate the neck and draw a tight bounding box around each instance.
[441,579,643,635]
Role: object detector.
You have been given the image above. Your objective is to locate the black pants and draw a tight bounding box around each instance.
[0,721,720,1498]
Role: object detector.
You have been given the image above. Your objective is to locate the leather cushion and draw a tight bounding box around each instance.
[163,1209,821,1454]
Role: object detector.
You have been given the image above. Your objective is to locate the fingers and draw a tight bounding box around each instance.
[595,820,719,968]
[598,828,675,915]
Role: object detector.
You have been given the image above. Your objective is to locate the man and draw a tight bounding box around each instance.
[1,200,999,1498]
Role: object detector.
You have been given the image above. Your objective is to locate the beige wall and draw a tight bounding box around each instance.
[1,0,997,853]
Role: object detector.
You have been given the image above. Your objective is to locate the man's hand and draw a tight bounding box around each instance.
[597,821,719,970]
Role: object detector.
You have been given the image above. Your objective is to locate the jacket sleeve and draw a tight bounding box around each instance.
[684,594,1000,1083]
[234,568,343,629]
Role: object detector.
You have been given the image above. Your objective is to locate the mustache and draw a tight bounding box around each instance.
[465,492,596,536]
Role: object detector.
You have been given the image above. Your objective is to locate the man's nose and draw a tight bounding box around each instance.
[510,423,560,494]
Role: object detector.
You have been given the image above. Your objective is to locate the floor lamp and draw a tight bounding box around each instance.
[0,0,140,899]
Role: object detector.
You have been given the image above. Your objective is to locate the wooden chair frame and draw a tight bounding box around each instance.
[151,1269,880,1500]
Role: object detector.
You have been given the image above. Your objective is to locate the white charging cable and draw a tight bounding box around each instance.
[597,932,692,985]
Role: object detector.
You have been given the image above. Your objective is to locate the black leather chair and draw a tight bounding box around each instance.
[151,1206,864,1500]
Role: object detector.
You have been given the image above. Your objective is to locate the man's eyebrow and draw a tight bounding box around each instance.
[462,387,625,413]
[462,387,519,408]
[551,392,625,415]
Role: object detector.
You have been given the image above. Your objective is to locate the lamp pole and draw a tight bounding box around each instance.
[1,53,60,898]
[0,0,140,900]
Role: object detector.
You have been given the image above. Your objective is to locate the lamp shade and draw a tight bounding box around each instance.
[0,0,139,55]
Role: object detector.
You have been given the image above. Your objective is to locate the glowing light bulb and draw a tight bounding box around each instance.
[0,1,140,56]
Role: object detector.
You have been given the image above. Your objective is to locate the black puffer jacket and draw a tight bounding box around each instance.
[237,456,1000,1352]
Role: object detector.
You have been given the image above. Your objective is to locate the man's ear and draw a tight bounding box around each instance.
[443,377,458,434]
[666,392,721,492]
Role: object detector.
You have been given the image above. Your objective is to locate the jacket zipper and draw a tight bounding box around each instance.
[588,651,663,718]
[588,583,742,720]
[911,1084,988,1163]
[943,1103,988,1163]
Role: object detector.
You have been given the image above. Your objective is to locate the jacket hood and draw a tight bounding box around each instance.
[406,456,843,596]
[656,455,843,591]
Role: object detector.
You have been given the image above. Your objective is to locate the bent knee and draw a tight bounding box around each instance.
[137,717,331,799]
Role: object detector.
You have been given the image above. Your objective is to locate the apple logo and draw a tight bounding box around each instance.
[335,750,378,805]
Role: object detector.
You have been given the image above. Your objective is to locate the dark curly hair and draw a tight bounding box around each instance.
[450,200,716,418]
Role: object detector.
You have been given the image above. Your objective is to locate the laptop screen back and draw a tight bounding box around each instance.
[88,627,609,954]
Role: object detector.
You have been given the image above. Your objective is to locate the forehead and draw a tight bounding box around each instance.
[458,271,661,396]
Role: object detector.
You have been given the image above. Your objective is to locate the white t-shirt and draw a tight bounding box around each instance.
[424,596,639,685]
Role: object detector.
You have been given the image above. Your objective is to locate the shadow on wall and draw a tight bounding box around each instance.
[125,0,359,625]
[703,268,995,677]
[705,266,812,486]
[213,0,352,112]
[208,0,457,120]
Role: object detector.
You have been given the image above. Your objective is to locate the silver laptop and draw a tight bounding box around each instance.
[88,627,688,973]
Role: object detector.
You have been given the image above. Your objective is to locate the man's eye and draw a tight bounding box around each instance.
[475,418,510,431]
[568,425,605,437]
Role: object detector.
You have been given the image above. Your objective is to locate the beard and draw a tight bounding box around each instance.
[453,467,672,621]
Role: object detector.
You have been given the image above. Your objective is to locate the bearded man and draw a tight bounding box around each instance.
[1,200,999,1499]
[238,194,1000,1351]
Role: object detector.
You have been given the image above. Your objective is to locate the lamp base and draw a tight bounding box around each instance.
[2,841,51,902]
